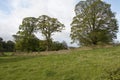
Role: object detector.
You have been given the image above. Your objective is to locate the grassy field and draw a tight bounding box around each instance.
[0,46,120,80]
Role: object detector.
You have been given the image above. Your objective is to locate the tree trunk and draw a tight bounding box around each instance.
[46,39,52,51]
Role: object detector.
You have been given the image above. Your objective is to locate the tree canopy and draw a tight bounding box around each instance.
[70,0,118,46]
[36,15,65,50]
[13,15,65,51]
[13,17,39,52]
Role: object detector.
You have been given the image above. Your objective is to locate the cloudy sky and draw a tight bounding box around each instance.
[0,0,120,46]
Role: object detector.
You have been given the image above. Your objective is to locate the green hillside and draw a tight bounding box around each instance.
[0,46,120,80]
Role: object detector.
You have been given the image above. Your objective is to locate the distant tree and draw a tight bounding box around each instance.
[51,41,62,51]
[70,0,118,46]
[0,38,7,52]
[62,41,68,49]
[6,40,15,52]
[14,15,65,52]
[0,37,15,52]
[0,37,3,42]
[49,41,68,51]
[14,17,39,52]
[0,37,3,52]
[37,15,65,50]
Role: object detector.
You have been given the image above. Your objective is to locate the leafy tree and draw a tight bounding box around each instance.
[14,16,65,52]
[17,17,37,37]
[37,15,65,50]
[70,0,118,46]
[14,17,39,52]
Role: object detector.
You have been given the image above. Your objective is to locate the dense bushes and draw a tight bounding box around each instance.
[49,41,68,51]
[38,40,68,51]
[15,36,40,52]
[0,37,68,52]
[0,37,15,52]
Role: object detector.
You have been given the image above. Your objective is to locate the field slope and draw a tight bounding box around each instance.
[0,46,120,80]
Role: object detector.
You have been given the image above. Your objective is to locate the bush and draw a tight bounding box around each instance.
[38,41,68,51]
[50,41,68,51]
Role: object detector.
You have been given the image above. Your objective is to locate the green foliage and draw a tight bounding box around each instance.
[14,17,39,52]
[38,40,68,51]
[5,41,15,52]
[14,35,39,52]
[50,41,68,51]
[14,15,65,52]
[0,37,15,52]
[36,15,65,51]
[0,46,120,80]
[0,37,3,52]
[18,17,37,36]
[38,40,47,51]
[70,0,118,46]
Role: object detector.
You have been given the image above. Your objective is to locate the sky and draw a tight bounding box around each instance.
[0,0,120,46]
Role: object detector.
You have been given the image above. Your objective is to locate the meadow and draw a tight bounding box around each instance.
[0,46,120,80]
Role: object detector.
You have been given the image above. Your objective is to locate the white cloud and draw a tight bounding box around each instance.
[0,0,78,46]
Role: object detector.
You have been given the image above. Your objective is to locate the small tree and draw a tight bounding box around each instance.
[37,15,65,50]
[70,0,118,46]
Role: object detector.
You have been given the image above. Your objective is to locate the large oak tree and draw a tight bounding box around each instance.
[70,0,118,46]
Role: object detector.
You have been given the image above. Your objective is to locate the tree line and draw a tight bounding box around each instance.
[0,36,68,52]
[0,37,15,52]
[0,0,119,52]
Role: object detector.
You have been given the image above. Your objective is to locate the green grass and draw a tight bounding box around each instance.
[2,52,14,56]
[0,46,120,80]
